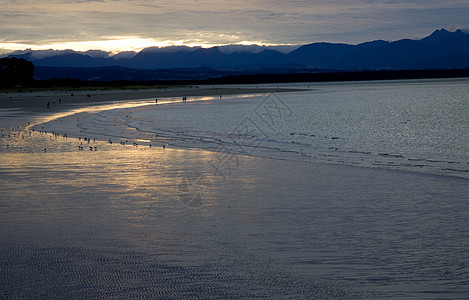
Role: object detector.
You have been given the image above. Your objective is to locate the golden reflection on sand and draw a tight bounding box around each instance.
[0,146,242,216]
[26,93,265,130]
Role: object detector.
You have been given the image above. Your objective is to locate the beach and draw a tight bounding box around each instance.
[1,84,469,299]
[0,86,299,111]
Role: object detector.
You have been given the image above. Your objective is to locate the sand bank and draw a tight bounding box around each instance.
[0,86,303,113]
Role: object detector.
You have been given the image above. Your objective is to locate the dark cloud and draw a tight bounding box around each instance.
[1,0,469,51]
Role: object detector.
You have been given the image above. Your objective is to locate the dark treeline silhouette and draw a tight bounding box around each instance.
[2,62,469,90]
[25,69,469,88]
[0,57,34,87]
[203,69,469,84]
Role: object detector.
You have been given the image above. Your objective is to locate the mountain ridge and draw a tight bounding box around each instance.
[6,28,469,80]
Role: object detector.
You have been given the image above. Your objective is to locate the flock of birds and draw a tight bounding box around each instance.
[1,94,182,153]
[1,123,166,153]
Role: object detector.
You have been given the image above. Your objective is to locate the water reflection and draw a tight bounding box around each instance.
[1,142,469,298]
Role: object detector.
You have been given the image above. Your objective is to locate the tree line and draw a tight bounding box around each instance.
[0,57,34,87]
[2,56,469,89]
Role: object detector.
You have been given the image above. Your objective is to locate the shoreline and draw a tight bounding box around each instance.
[0,88,467,179]
[2,83,468,181]
[0,86,305,113]
[0,85,305,138]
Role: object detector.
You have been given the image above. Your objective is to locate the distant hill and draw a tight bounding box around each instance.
[6,28,469,80]
[286,29,469,69]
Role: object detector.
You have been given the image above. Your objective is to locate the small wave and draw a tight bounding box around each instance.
[347,150,372,155]
[290,132,316,137]
[318,153,340,158]
[253,137,311,147]
[408,158,425,161]
[441,168,469,173]
[426,159,446,163]
[378,153,404,158]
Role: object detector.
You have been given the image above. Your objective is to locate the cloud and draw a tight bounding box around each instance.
[1,0,469,51]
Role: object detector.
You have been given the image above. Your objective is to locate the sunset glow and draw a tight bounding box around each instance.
[2,0,469,55]
[1,38,215,54]
[0,38,287,55]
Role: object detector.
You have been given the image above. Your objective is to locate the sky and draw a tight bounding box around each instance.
[1,0,469,54]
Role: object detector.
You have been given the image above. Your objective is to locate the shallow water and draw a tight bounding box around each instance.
[1,80,469,298]
[32,78,469,178]
[127,79,469,178]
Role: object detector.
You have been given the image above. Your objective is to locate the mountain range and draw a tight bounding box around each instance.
[5,28,469,81]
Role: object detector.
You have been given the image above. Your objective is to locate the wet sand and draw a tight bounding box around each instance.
[0,86,302,113]
[1,88,469,299]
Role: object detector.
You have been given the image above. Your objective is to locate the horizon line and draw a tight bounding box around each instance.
[1,27,466,57]
[1,39,300,57]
